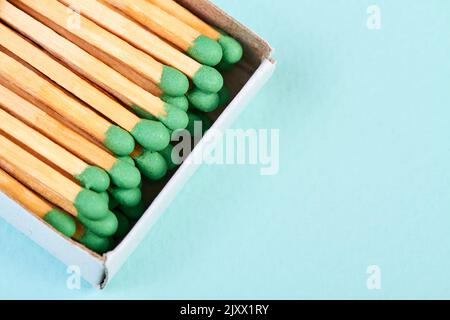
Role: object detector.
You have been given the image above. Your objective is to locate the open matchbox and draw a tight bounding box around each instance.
[0,0,275,288]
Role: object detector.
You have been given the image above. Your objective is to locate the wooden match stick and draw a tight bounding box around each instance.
[11,0,189,97]
[103,0,223,67]
[1,148,118,238]
[0,23,170,152]
[0,168,112,252]
[0,167,76,237]
[0,133,109,221]
[58,0,224,94]
[146,0,243,64]
[0,49,135,156]
[0,108,112,192]
[0,2,188,130]
[0,153,74,217]
[0,84,141,189]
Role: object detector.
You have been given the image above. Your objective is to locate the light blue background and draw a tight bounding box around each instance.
[1,0,450,299]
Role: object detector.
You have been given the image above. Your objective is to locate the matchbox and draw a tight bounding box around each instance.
[0,0,275,288]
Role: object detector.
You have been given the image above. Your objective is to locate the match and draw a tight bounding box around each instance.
[0,23,172,152]
[188,88,220,112]
[0,137,118,237]
[146,0,243,64]
[0,50,135,156]
[59,0,224,94]
[131,146,168,181]
[76,209,118,238]
[0,167,76,237]
[73,224,113,254]
[0,108,110,193]
[160,144,179,171]
[0,133,109,221]
[109,186,142,208]
[0,2,188,131]
[0,0,242,255]
[0,85,141,189]
[11,0,189,97]
[103,0,223,67]
[0,168,112,253]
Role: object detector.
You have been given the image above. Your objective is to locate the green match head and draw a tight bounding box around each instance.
[119,156,135,166]
[135,150,168,181]
[74,189,109,221]
[104,125,135,156]
[120,201,147,220]
[158,103,189,130]
[218,85,231,107]
[187,35,223,66]
[76,166,110,193]
[78,230,111,254]
[110,187,142,207]
[192,65,224,93]
[188,88,220,112]
[131,105,155,120]
[43,208,77,238]
[186,112,202,137]
[78,211,118,238]
[113,210,131,239]
[161,95,189,112]
[218,34,243,64]
[109,159,141,189]
[159,144,178,170]
[186,112,213,137]
[160,66,189,96]
[131,119,170,152]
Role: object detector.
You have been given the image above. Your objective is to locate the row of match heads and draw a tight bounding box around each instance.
[0,91,212,253]
[0,0,240,253]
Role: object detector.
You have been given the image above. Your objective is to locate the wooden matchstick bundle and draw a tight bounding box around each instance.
[0,168,113,253]
[0,49,136,157]
[12,0,190,97]
[0,133,110,220]
[59,0,224,93]
[0,85,141,190]
[104,0,237,110]
[0,24,172,153]
[0,2,188,131]
[103,0,243,67]
[0,0,243,254]
[0,133,127,242]
[144,0,243,67]
[0,107,112,193]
